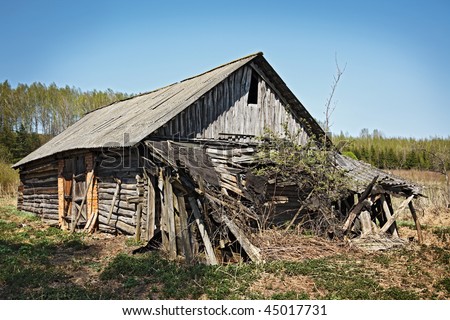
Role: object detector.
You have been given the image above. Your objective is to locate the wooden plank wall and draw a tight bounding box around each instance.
[18,160,59,225]
[153,65,309,145]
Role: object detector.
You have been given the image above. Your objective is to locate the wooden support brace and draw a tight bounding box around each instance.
[165,173,177,260]
[107,179,121,224]
[70,174,76,229]
[135,203,142,242]
[57,160,68,230]
[379,195,414,234]
[144,171,156,241]
[158,169,169,252]
[381,194,399,238]
[221,214,262,263]
[408,201,423,243]
[177,195,193,263]
[188,197,218,265]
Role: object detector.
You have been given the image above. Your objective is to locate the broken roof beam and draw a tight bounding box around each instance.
[342,175,379,233]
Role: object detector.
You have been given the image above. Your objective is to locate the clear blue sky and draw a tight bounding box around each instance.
[1,0,449,138]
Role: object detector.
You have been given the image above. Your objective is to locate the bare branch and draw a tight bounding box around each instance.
[324,53,347,135]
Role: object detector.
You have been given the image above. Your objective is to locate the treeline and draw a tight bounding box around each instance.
[1,80,448,172]
[0,80,129,163]
[333,129,450,172]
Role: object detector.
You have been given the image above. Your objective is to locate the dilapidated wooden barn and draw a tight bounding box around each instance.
[13,52,422,263]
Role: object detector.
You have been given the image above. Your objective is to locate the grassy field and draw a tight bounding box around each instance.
[0,193,449,300]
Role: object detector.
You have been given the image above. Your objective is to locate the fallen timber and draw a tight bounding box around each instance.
[124,139,422,262]
[18,139,423,263]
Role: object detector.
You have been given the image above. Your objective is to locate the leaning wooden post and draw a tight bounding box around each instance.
[70,174,76,230]
[135,174,145,242]
[188,197,218,265]
[135,203,142,242]
[107,179,121,224]
[343,175,379,233]
[177,195,193,264]
[164,171,177,260]
[57,160,68,230]
[408,201,423,243]
[158,169,169,252]
[144,171,156,241]
[380,194,399,238]
[221,214,262,262]
[85,153,96,223]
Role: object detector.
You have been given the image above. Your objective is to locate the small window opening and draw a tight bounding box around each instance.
[248,73,259,104]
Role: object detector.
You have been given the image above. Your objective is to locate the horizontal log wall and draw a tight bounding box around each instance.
[18,159,59,222]
[96,149,143,235]
[154,65,308,145]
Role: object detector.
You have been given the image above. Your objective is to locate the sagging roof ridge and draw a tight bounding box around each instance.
[84,52,264,117]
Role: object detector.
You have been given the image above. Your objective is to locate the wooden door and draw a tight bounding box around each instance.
[62,156,87,230]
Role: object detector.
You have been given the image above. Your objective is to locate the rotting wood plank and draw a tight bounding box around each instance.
[84,209,98,233]
[381,194,399,238]
[360,210,375,236]
[220,214,262,263]
[70,174,76,230]
[57,160,67,230]
[379,195,415,234]
[135,203,142,242]
[408,201,423,243]
[158,169,169,252]
[107,179,121,224]
[343,176,379,232]
[144,171,156,241]
[164,174,177,259]
[188,197,218,265]
[177,195,193,263]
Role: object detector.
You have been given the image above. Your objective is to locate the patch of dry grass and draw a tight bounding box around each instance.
[391,169,449,213]
[252,229,351,262]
